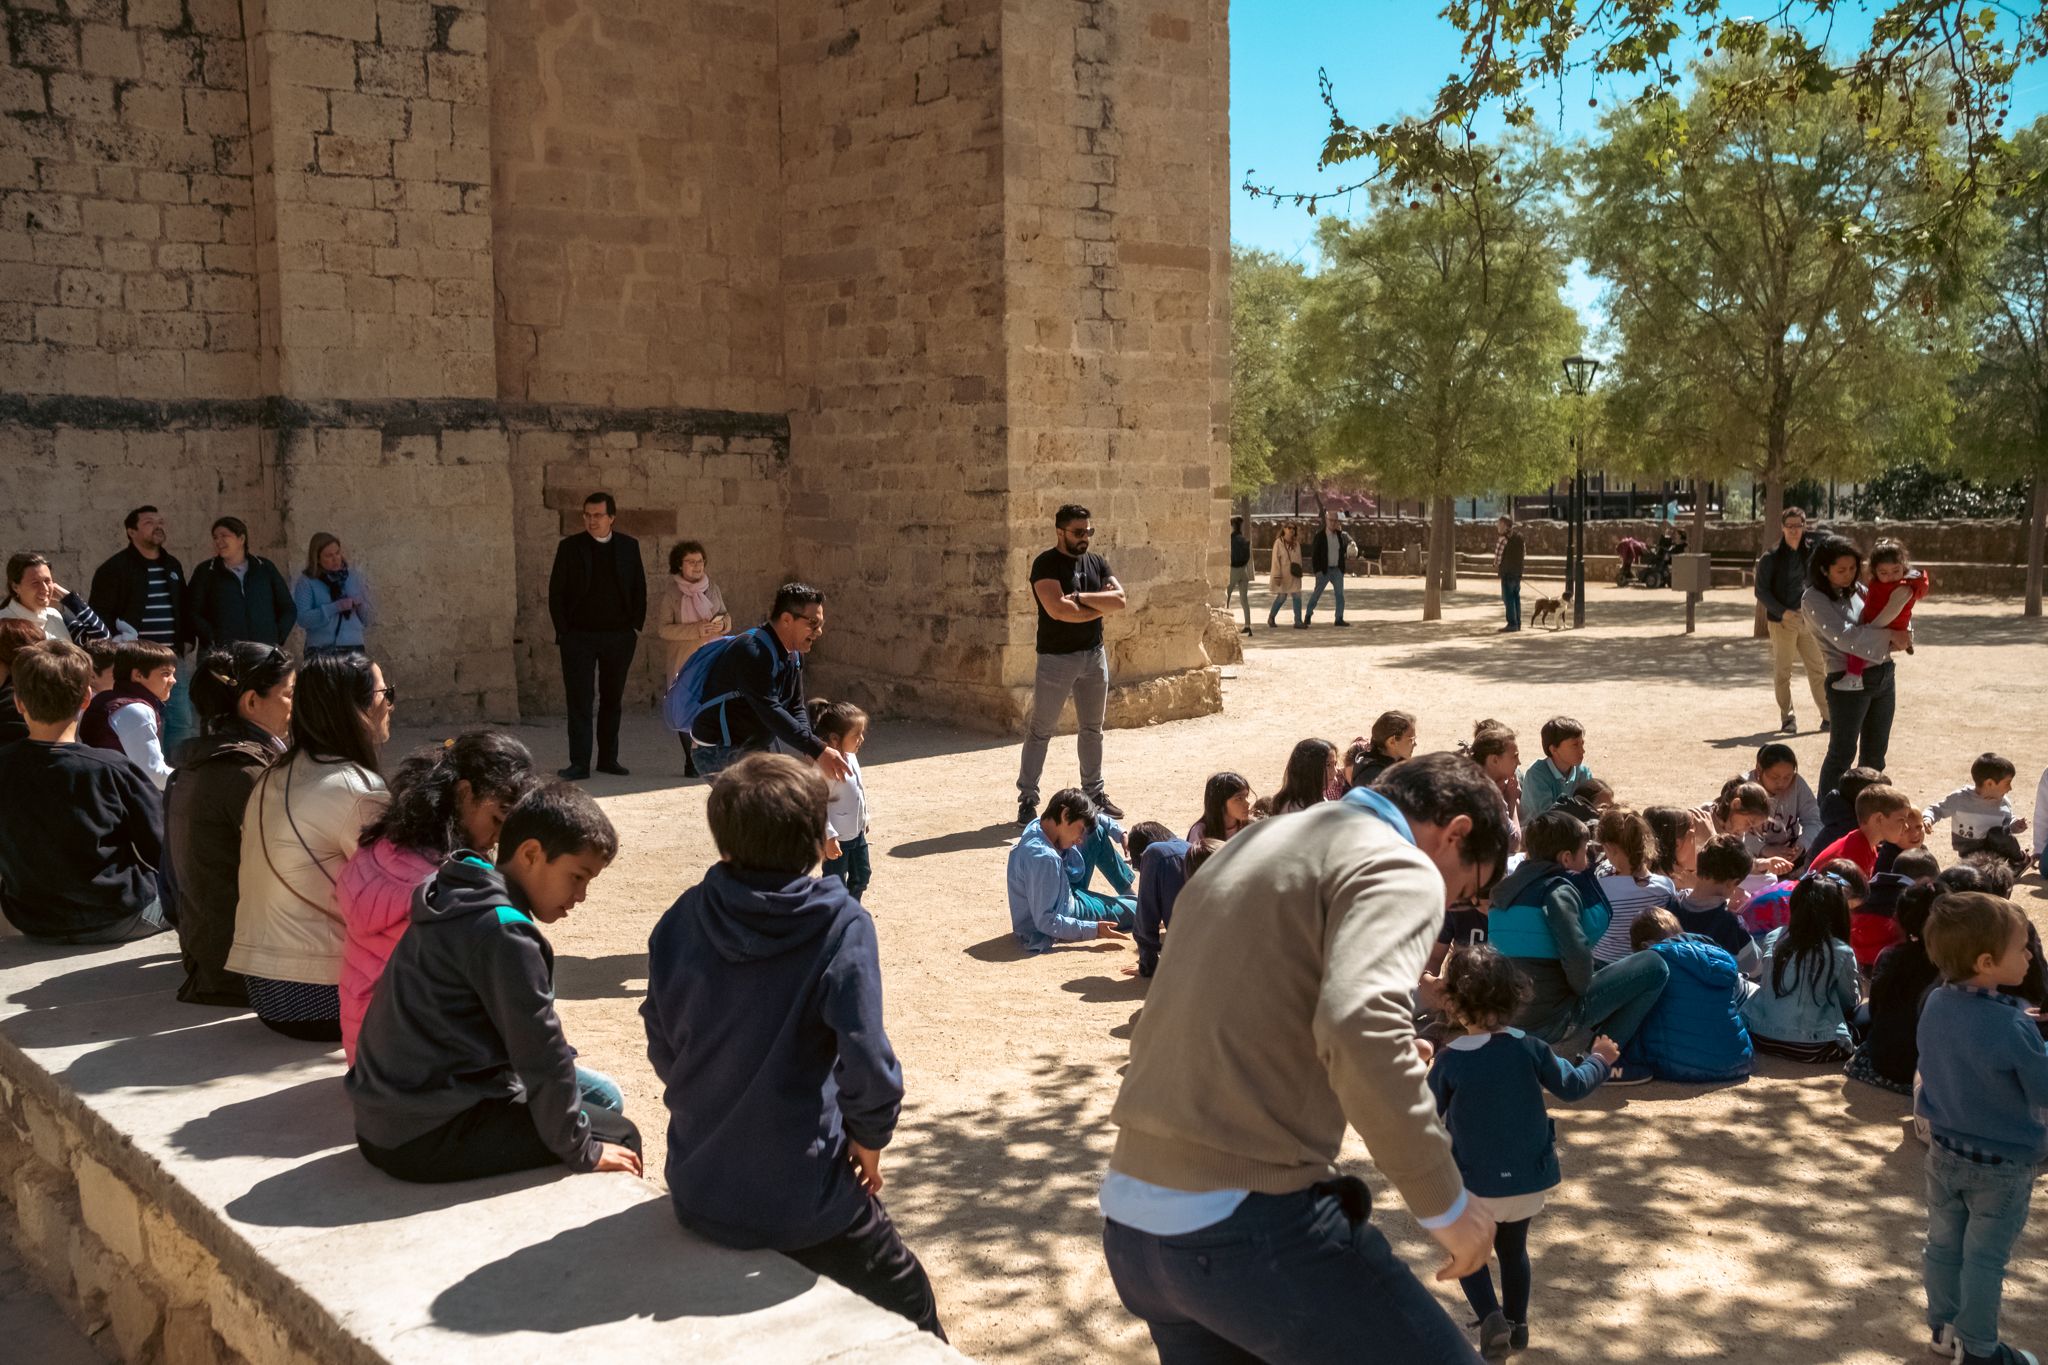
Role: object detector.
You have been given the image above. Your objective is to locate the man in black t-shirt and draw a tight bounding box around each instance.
[1015,504,1127,826]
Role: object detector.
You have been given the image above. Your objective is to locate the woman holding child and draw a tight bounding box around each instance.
[228,653,395,1041]
[1802,537,1913,801]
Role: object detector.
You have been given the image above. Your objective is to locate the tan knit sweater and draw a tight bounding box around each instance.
[1107,800,1465,1220]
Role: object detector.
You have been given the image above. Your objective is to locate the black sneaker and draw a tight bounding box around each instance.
[558,765,590,781]
[1333,620,1353,628]
[595,761,630,776]
[1017,798,1036,828]
[1820,718,1832,733]
[1093,793,1126,820]
[1510,1321,1529,1350]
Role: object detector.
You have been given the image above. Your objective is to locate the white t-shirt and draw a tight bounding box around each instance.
[825,753,868,843]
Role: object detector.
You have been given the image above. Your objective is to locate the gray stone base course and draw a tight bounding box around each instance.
[0,934,967,1363]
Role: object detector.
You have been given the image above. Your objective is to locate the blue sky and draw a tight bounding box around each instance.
[1231,3,2048,330]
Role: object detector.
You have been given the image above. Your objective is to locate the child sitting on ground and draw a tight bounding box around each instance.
[1645,804,1705,892]
[1844,872,1967,1096]
[1915,891,2047,1365]
[1346,709,1417,789]
[1465,719,1522,837]
[1740,857,1868,945]
[1702,778,1772,844]
[1552,777,1614,825]
[642,752,946,1338]
[1672,834,1763,978]
[346,782,643,1183]
[1855,845,1941,972]
[336,730,537,1064]
[1519,716,1592,822]
[1623,907,1755,1084]
[1837,538,1928,693]
[83,636,119,694]
[78,640,177,789]
[1923,753,2032,872]
[1742,871,1862,1063]
[1589,806,1678,969]
[1811,783,1919,879]
[1429,940,1617,1359]
[811,700,874,901]
[1125,821,1189,980]
[0,640,168,944]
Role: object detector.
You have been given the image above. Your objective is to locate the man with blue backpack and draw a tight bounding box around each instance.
[668,583,852,783]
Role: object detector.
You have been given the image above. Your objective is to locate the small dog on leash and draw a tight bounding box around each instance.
[1529,592,1565,628]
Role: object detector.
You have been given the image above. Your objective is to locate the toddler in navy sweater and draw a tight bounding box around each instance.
[1429,941,1617,1360]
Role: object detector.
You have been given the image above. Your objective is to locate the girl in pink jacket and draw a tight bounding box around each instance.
[336,731,538,1063]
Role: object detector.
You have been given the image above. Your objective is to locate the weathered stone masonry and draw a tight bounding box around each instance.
[2,0,1229,729]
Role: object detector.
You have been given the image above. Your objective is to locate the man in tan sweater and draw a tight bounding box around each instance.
[1101,752,1514,1364]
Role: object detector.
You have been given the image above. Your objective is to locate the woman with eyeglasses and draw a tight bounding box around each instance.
[164,643,297,1007]
[228,653,395,1040]
[292,532,374,658]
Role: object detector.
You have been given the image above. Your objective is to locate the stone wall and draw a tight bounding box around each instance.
[2,0,1228,733]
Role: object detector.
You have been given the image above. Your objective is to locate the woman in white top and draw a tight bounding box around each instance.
[1,552,110,645]
[227,652,394,1041]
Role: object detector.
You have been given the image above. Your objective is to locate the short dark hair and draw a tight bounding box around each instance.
[1374,752,1515,895]
[1230,516,1243,533]
[809,698,867,745]
[1971,752,2017,786]
[1960,851,2018,898]
[189,644,295,731]
[1696,833,1754,884]
[706,752,828,874]
[770,582,826,620]
[668,539,707,574]
[1835,766,1887,806]
[1572,777,1613,805]
[83,637,120,676]
[11,639,91,722]
[123,505,158,531]
[1891,847,1941,882]
[1055,503,1091,528]
[362,730,537,856]
[498,781,618,867]
[211,515,248,542]
[583,491,616,515]
[114,640,175,686]
[1923,892,2026,981]
[1781,506,1806,524]
[1755,742,1797,772]
[1631,906,1682,952]
[1523,809,1588,863]
[1868,537,1909,569]
[1041,788,1097,827]
[1127,821,1176,864]
[287,652,383,777]
[1437,941,1532,1033]
[1539,716,1584,753]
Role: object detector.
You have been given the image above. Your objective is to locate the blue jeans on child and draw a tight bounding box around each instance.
[162,663,197,752]
[823,834,873,900]
[1103,1176,1481,1364]
[1924,1142,2037,1357]
[576,1066,624,1112]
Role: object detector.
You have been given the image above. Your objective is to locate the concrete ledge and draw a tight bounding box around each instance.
[0,936,965,1364]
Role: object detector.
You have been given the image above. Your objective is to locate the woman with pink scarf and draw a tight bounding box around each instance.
[658,540,730,776]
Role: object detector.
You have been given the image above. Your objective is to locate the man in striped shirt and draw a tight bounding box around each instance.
[89,506,196,749]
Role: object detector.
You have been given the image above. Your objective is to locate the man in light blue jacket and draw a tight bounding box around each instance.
[1007,789,1134,952]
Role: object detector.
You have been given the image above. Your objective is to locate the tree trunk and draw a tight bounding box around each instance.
[1437,495,1459,593]
[1687,471,1710,635]
[2028,470,2046,619]
[1423,496,1449,621]
[1753,457,1785,639]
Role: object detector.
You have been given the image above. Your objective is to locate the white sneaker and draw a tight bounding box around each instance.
[1931,1325,1960,1361]
[1832,673,1865,692]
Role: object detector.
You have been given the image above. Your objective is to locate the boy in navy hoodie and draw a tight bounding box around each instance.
[347,783,643,1182]
[642,752,945,1339]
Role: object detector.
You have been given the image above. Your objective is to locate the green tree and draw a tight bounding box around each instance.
[1952,117,2048,617]
[1300,137,1580,620]
[1228,248,1321,504]
[1579,57,1982,632]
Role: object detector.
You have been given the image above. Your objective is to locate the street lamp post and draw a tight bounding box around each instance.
[1561,354,1601,630]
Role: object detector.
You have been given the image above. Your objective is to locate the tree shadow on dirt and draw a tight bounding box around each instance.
[1378,634,1763,688]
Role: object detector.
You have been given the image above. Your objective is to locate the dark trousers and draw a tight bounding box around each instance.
[1500,576,1522,630]
[358,1095,642,1184]
[559,629,638,769]
[822,834,872,900]
[786,1194,947,1340]
[1103,1177,1481,1364]
[1458,1216,1533,1324]
[1818,660,1896,801]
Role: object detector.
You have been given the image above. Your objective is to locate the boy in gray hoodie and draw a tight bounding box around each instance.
[347,782,643,1182]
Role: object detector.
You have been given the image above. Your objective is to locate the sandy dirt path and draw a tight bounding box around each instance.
[392,579,2048,1364]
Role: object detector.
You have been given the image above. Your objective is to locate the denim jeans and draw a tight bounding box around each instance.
[1016,645,1109,806]
[576,1066,624,1112]
[1532,950,1671,1052]
[1104,1177,1482,1364]
[1818,660,1895,801]
[1500,576,1521,630]
[1268,591,1303,627]
[1226,566,1252,628]
[161,663,197,752]
[823,834,873,900]
[1924,1143,2038,1356]
[693,742,752,778]
[1305,570,1346,623]
[1071,817,1135,898]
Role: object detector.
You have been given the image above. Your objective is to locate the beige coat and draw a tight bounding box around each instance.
[226,755,388,984]
[1268,535,1304,594]
[657,575,730,682]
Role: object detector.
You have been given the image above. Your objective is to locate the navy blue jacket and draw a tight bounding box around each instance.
[1624,935,1753,1083]
[1429,1029,1608,1197]
[692,626,824,757]
[1133,839,1190,977]
[642,862,902,1250]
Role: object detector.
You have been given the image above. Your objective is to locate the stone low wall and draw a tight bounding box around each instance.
[0,935,963,1365]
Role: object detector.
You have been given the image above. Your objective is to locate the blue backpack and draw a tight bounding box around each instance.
[663,628,767,742]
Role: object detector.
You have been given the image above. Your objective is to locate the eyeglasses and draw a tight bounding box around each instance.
[798,615,825,630]
[373,685,398,703]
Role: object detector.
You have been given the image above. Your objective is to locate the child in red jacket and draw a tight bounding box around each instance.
[1834,539,1928,693]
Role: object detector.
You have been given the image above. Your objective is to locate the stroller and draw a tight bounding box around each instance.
[1614,534,1676,589]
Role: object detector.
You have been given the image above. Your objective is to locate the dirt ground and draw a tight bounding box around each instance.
[393,579,2048,1364]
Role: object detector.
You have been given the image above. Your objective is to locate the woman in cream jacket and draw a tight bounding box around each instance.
[228,652,393,1041]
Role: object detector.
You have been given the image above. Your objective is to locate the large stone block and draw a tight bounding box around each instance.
[73,1152,146,1266]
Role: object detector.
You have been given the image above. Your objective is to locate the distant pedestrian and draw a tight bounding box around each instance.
[1016,504,1128,825]
[1226,516,1253,635]
[90,505,198,748]
[1495,516,1525,633]
[1754,507,1828,734]
[293,532,374,658]
[656,540,729,778]
[2,551,111,646]
[1303,509,1353,627]
[548,492,647,780]
[188,517,295,650]
[1267,523,1305,629]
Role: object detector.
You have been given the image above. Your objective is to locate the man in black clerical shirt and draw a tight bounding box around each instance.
[548,492,647,779]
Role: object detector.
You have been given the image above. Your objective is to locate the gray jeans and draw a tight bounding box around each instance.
[1016,645,1108,804]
